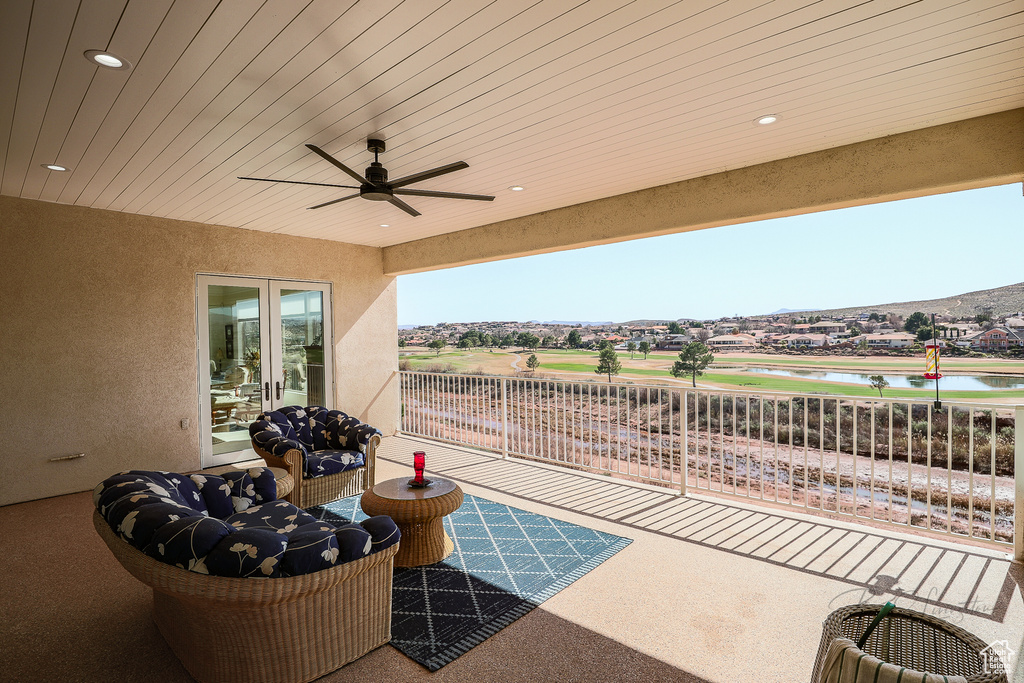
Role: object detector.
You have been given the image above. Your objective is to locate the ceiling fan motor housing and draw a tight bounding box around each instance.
[361,160,391,200]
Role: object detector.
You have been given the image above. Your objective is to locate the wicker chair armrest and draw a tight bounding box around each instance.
[252,444,303,482]
[93,510,399,604]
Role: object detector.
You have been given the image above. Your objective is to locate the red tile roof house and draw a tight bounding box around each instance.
[972,327,1024,351]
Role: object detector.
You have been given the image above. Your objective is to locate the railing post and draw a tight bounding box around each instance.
[681,389,688,496]
[501,378,509,460]
[1015,406,1023,563]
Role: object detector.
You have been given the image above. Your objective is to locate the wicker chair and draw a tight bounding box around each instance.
[811,603,1009,683]
[249,405,381,509]
[95,512,397,683]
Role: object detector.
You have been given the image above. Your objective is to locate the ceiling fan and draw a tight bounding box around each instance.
[238,138,494,217]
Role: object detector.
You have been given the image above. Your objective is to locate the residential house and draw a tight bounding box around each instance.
[706,334,758,352]
[852,333,918,349]
[972,327,1024,351]
[775,333,830,348]
[657,334,693,351]
[808,321,847,335]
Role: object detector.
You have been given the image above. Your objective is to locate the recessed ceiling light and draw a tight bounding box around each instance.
[508,185,524,191]
[380,224,390,228]
[755,114,779,126]
[41,164,68,171]
[84,50,131,70]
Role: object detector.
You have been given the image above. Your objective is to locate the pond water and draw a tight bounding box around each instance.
[742,368,1024,391]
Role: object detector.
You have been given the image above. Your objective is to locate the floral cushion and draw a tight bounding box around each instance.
[326,411,380,454]
[189,473,235,518]
[282,525,341,576]
[225,500,318,534]
[249,405,381,466]
[145,516,235,574]
[204,528,287,578]
[333,523,373,563]
[96,470,399,579]
[94,471,204,515]
[279,405,315,451]
[304,449,365,478]
[360,515,402,553]
[119,502,202,548]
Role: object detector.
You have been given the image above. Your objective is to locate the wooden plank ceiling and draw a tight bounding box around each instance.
[2,0,1022,248]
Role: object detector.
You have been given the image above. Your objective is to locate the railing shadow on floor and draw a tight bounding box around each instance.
[381,436,1019,624]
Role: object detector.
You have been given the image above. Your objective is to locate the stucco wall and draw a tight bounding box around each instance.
[0,196,397,506]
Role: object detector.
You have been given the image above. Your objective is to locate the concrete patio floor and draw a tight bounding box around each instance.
[2,435,1020,682]
[363,435,1024,682]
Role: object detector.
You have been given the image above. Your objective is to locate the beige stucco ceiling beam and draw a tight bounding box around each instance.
[382,108,1023,276]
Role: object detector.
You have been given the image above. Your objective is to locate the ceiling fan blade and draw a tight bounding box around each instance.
[305,144,368,185]
[307,193,360,210]
[388,161,469,189]
[388,195,421,217]
[393,188,495,201]
[238,176,359,189]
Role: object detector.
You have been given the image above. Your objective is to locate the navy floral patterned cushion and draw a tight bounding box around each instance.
[333,523,373,563]
[247,467,277,504]
[360,515,402,553]
[225,500,317,534]
[95,470,398,578]
[144,516,235,574]
[94,471,202,515]
[249,410,298,442]
[119,502,202,549]
[252,432,306,459]
[189,473,234,519]
[282,527,341,575]
[205,528,287,578]
[304,449,365,478]
[279,406,315,451]
[221,470,258,513]
[105,492,190,533]
[326,411,381,455]
[306,406,332,451]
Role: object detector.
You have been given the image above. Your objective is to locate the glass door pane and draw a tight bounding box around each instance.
[199,276,331,469]
[204,281,269,463]
[272,284,332,409]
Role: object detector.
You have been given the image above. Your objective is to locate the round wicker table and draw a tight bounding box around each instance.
[360,477,464,567]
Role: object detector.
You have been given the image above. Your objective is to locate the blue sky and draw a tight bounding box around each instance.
[398,183,1023,325]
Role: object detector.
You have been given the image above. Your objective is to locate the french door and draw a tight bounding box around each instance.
[198,275,333,468]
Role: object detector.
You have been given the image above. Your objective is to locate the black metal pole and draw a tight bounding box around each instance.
[932,313,941,410]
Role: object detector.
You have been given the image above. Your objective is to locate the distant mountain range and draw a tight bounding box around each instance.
[791,282,1024,319]
[400,282,1024,329]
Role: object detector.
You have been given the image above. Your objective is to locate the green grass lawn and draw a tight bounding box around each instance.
[701,372,1024,399]
[401,347,1024,399]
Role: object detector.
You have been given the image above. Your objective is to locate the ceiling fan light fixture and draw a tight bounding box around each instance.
[755,114,779,126]
[241,140,494,216]
[42,163,68,171]
[84,50,131,70]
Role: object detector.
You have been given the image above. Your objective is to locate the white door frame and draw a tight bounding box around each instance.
[269,280,334,412]
[197,274,333,469]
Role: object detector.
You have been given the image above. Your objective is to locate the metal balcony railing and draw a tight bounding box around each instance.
[398,370,1023,560]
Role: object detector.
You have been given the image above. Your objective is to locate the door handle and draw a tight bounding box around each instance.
[276,381,283,400]
[264,382,270,401]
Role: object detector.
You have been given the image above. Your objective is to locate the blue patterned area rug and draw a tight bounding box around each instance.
[309,493,631,671]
